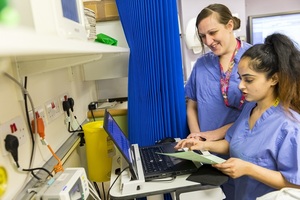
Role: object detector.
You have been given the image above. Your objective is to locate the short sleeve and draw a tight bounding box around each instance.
[184,62,198,100]
[277,122,300,185]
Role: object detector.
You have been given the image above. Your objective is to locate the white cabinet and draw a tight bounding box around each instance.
[0,25,129,76]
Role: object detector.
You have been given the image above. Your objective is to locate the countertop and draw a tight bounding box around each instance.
[87,101,127,118]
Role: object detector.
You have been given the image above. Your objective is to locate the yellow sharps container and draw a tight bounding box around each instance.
[83,121,114,182]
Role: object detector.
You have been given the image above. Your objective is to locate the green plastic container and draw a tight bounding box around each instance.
[95,33,118,46]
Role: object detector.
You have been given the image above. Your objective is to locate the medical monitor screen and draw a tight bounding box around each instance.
[69,178,83,200]
[61,0,80,23]
[248,11,300,48]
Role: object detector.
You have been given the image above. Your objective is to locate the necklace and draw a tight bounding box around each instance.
[219,39,244,109]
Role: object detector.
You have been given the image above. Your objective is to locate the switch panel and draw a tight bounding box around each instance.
[29,106,47,126]
[59,93,69,103]
[59,92,70,112]
[0,116,27,156]
[45,98,62,123]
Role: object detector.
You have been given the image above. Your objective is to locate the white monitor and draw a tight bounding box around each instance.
[248,11,300,48]
[29,0,87,40]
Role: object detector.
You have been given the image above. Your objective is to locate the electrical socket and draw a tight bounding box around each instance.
[45,98,62,123]
[59,92,70,104]
[0,116,27,156]
[58,93,80,130]
[29,106,47,126]
[59,92,70,119]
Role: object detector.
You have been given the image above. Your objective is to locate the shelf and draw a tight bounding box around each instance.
[0,25,129,76]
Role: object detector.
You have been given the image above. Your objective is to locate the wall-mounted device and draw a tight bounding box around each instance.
[248,11,300,46]
[31,0,87,40]
[35,168,89,200]
[13,0,87,40]
[185,17,202,54]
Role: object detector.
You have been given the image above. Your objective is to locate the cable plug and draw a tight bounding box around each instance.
[88,101,98,110]
[62,100,70,117]
[68,98,74,112]
[70,117,80,131]
[47,177,55,185]
[40,138,48,146]
[4,134,19,168]
[31,116,45,139]
[64,116,71,125]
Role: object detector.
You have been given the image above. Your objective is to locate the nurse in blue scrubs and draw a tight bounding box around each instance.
[184,4,252,199]
[185,4,252,141]
[176,33,300,200]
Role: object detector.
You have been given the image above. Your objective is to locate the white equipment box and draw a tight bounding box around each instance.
[36,168,89,200]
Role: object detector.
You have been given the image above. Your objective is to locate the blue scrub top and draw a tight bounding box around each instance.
[185,40,252,131]
[226,102,300,200]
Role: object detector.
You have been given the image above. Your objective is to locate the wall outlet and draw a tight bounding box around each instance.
[29,106,47,126]
[45,98,62,123]
[59,92,70,103]
[0,116,27,156]
[59,92,70,113]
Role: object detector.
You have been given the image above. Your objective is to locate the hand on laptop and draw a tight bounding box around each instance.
[174,138,206,151]
[186,132,206,141]
[187,130,226,141]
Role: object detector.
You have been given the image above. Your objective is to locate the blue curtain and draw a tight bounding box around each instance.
[115,0,187,145]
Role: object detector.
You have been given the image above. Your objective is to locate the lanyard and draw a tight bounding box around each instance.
[273,97,280,107]
[219,40,244,109]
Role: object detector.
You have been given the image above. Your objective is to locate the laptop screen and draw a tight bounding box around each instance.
[103,110,138,179]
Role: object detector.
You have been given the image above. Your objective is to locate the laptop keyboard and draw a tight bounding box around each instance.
[140,146,173,174]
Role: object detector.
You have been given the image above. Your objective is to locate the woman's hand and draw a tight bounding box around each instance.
[214,158,300,190]
[187,130,225,141]
[174,138,206,151]
[187,124,233,141]
[213,158,250,178]
[186,132,206,141]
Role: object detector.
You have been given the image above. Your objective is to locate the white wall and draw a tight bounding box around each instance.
[178,0,247,80]
[245,0,300,16]
[0,58,97,200]
[95,20,129,99]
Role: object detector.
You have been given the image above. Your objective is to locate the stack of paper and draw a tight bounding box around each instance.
[84,7,97,41]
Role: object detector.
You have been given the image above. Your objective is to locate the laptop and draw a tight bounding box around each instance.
[103,110,199,181]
